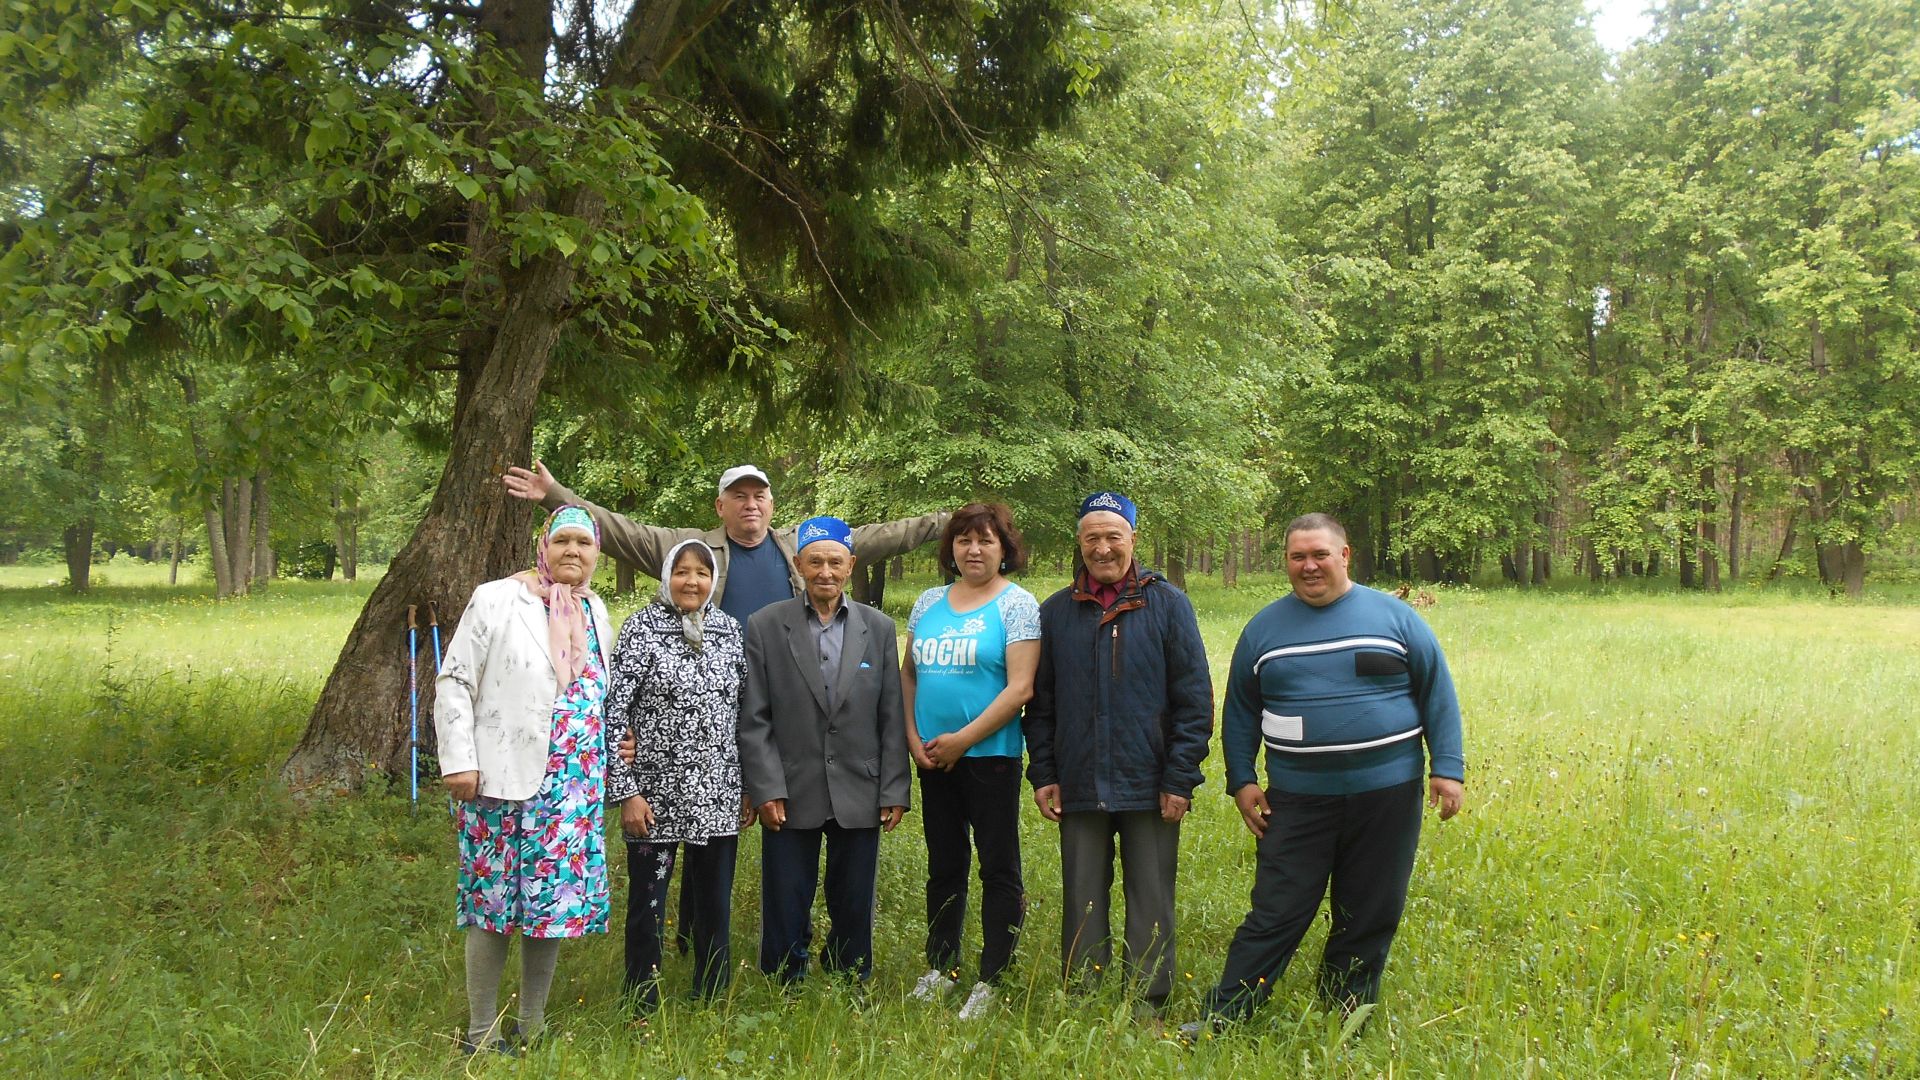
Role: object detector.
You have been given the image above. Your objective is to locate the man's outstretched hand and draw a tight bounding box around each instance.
[502,461,555,503]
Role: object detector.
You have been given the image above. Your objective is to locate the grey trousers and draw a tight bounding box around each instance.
[1059,809,1180,1007]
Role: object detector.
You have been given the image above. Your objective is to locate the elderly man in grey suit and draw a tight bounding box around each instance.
[739,516,912,983]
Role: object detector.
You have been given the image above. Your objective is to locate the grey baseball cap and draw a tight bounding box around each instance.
[716,465,772,495]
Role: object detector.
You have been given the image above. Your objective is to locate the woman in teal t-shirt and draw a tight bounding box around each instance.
[902,503,1042,1020]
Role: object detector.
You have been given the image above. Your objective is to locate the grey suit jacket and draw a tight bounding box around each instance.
[739,596,911,831]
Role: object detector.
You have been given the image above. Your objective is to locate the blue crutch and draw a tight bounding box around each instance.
[406,604,420,804]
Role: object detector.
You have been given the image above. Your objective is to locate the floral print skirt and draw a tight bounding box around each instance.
[452,638,610,939]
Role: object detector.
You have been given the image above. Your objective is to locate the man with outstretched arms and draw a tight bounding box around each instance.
[1190,512,1464,1034]
[504,461,948,623]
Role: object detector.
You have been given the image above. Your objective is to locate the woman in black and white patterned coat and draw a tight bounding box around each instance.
[605,538,751,1013]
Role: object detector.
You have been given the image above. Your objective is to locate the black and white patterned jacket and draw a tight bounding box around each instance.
[604,600,747,845]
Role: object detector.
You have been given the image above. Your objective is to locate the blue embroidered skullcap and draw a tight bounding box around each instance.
[1078,491,1137,529]
[546,505,595,539]
[796,515,854,553]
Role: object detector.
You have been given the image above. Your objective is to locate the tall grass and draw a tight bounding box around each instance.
[0,571,1914,1076]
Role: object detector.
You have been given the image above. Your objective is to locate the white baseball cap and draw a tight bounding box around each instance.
[716,465,772,495]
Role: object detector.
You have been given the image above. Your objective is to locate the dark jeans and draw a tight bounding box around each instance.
[1204,779,1424,1020]
[624,834,738,1010]
[919,756,1026,984]
[1059,808,1181,1008]
[758,820,880,983]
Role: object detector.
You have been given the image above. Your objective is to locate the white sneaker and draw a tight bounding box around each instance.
[910,968,958,1001]
[957,981,996,1020]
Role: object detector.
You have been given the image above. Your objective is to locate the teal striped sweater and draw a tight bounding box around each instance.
[1222,584,1465,797]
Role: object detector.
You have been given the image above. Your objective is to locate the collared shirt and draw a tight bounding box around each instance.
[811,600,850,712]
[1089,579,1121,609]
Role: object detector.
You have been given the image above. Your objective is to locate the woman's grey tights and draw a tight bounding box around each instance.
[465,929,561,1047]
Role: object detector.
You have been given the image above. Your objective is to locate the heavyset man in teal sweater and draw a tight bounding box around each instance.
[1193,513,1465,1030]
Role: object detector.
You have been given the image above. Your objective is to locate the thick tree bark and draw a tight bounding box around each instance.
[1531,508,1550,585]
[284,222,589,793]
[1839,540,1866,597]
[1166,543,1187,591]
[1726,463,1744,581]
[1348,513,1375,583]
[175,371,235,598]
[1417,548,1441,583]
[615,558,638,596]
[63,520,94,592]
[204,502,233,597]
[851,558,887,607]
[1768,508,1798,582]
[222,476,254,596]
[252,469,273,586]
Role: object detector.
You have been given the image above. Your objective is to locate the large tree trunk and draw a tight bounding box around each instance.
[252,468,273,586]
[204,501,233,598]
[284,221,587,793]
[63,520,93,592]
[1416,547,1441,583]
[1726,465,1744,581]
[615,558,638,597]
[169,521,184,585]
[1768,508,1798,582]
[332,489,361,582]
[1348,513,1375,583]
[222,476,254,596]
[1531,508,1550,585]
[852,557,887,608]
[1839,540,1866,597]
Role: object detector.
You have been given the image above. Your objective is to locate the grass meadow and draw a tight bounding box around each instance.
[0,558,1915,1077]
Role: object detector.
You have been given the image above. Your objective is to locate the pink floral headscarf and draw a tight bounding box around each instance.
[516,505,599,686]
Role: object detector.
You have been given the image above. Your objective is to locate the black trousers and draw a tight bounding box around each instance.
[919,756,1026,984]
[623,834,737,1010]
[1205,779,1423,1020]
[758,820,880,982]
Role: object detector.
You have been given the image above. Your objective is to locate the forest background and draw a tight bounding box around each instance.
[4,0,1919,780]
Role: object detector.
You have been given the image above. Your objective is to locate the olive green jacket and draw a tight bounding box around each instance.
[542,482,948,610]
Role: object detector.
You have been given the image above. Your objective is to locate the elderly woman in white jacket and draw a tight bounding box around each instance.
[436,505,614,1055]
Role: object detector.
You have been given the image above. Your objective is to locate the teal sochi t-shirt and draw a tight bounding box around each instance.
[906,582,1042,760]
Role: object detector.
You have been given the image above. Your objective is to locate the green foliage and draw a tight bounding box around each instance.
[1268,0,1608,572]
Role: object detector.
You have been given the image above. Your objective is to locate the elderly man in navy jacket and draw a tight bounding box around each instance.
[1026,491,1213,1019]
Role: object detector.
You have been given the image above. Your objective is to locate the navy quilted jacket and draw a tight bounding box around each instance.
[1025,566,1213,814]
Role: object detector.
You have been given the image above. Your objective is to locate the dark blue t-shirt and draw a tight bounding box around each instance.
[720,536,794,623]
